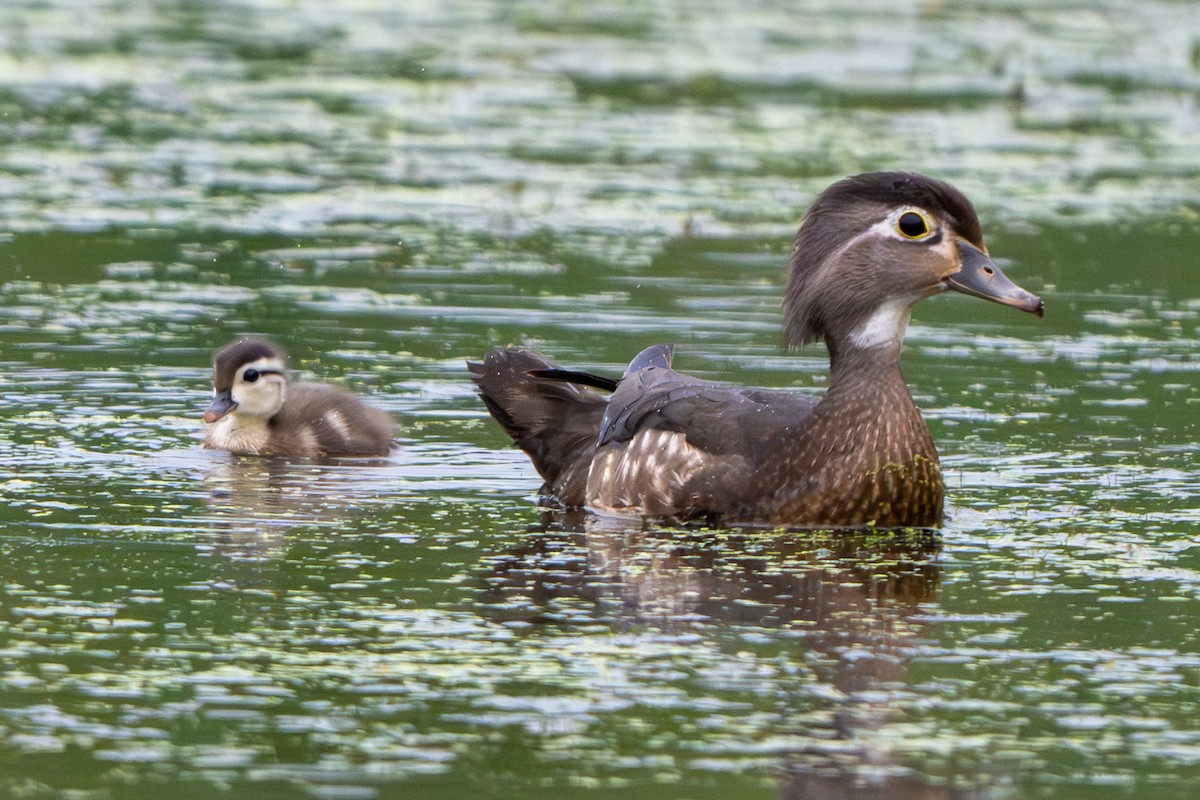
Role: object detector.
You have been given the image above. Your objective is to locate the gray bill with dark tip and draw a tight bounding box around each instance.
[949,240,1044,317]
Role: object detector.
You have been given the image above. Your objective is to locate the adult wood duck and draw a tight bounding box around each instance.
[202,337,395,457]
[470,172,1043,528]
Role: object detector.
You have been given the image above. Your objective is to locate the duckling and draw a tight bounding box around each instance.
[202,337,395,457]
[471,171,1043,528]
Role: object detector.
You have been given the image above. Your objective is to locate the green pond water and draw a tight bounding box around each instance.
[1,1,1198,798]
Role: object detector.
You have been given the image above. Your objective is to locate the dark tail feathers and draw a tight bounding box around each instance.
[468,347,608,505]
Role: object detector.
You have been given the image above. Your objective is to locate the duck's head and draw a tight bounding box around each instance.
[784,172,1042,354]
[204,337,288,423]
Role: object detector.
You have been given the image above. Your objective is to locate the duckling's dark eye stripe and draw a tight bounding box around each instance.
[241,367,284,383]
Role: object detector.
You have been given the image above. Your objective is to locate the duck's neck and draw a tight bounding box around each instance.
[825,339,908,397]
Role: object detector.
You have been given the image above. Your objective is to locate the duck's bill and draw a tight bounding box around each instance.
[948,240,1044,318]
[203,390,236,423]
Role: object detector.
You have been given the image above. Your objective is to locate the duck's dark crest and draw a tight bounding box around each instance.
[213,337,282,391]
[784,172,982,347]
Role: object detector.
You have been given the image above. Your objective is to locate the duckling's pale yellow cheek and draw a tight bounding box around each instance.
[230,379,286,418]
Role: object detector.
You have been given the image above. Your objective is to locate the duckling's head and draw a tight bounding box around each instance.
[204,337,288,423]
[784,172,1042,353]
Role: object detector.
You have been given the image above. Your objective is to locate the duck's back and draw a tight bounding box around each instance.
[269,383,395,457]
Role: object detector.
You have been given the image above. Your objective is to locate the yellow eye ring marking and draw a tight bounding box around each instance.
[895,209,932,240]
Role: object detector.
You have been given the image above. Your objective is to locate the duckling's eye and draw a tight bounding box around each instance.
[897,211,930,239]
[243,368,260,383]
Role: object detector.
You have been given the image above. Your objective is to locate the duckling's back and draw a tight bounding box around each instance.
[269,383,395,457]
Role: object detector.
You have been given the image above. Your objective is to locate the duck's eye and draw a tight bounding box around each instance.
[243,368,260,383]
[897,211,930,239]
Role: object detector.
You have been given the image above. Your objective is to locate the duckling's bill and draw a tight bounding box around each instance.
[946,240,1043,317]
[203,390,236,423]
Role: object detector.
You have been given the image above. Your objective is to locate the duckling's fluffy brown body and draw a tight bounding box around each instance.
[471,172,1043,528]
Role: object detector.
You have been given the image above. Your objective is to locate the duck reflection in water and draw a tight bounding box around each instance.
[484,513,1007,800]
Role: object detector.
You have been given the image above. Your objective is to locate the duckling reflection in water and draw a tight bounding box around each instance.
[202,336,395,457]
[472,172,1044,529]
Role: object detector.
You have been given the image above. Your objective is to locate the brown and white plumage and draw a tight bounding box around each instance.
[202,337,395,457]
[471,172,1043,528]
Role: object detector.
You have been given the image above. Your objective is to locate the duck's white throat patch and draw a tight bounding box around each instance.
[849,299,913,349]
